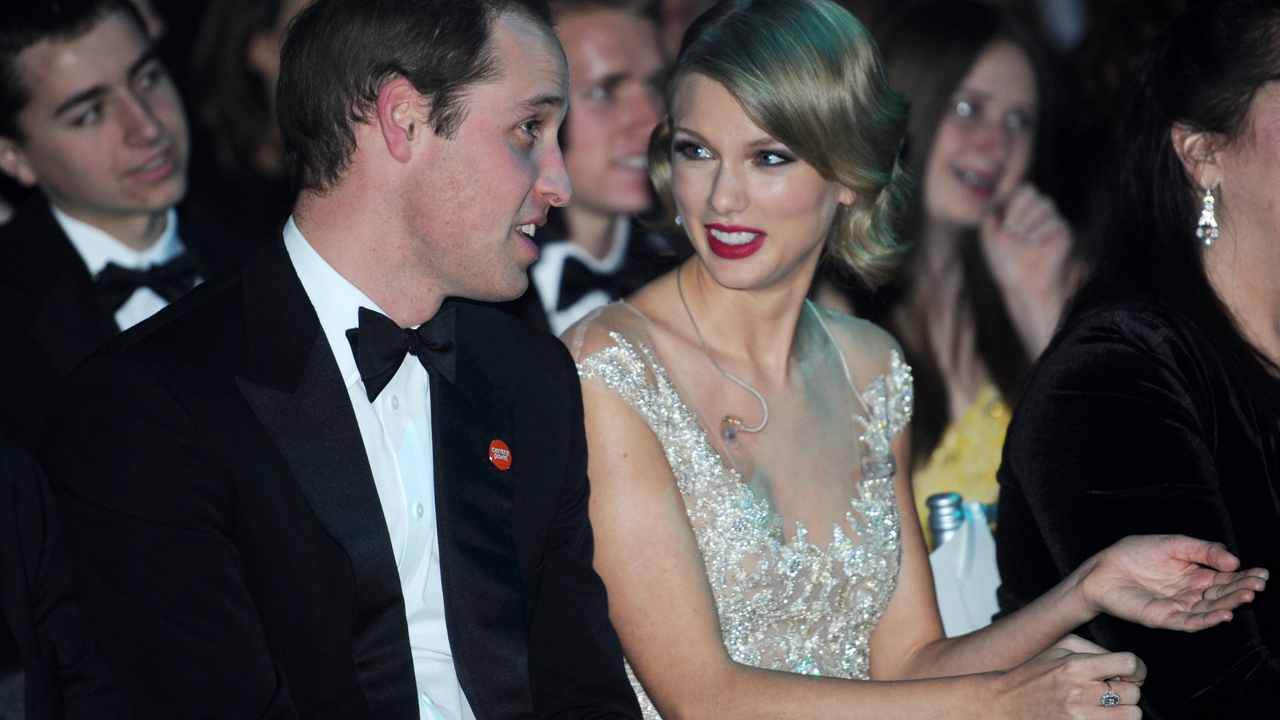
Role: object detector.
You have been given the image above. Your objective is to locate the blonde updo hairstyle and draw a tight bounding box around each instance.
[647,0,911,288]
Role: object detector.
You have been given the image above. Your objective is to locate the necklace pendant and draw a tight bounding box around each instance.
[720,416,743,447]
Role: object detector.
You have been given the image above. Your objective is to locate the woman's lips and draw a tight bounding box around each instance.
[952,166,997,199]
[705,223,766,260]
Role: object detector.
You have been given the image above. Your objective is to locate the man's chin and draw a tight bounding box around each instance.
[465,270,530,303]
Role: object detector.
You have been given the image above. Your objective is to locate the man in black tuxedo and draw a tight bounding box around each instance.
[0,0,255,454]
[43,0,641,718]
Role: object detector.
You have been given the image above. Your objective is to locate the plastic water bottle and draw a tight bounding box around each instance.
[926,492,965,548]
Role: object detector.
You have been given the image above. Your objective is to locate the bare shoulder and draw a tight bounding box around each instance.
[808,301,905,381]
[560,269,681,364]
[559,302,653,364]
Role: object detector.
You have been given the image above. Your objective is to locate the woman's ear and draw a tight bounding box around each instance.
[1170,124,1226,189]
[246,31,279,78]
[838,185,856,206]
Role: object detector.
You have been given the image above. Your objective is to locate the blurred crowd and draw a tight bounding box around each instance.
[1,0,1274,718]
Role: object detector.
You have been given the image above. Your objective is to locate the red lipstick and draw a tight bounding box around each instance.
[705,223,766,260]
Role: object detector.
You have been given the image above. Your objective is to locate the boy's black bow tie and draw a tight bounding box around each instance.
[94,254,198,312]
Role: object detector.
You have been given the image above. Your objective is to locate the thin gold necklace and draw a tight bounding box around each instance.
[676,265,769,444]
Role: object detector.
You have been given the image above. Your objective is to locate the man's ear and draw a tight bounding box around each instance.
[377,77,427,164]
[0,137,38,187]
[1171,124,1226,190]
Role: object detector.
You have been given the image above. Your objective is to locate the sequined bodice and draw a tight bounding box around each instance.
[577,328,913,718]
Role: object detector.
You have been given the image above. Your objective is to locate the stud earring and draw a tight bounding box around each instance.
[1196,186,1219,247]
[675,216,684,226]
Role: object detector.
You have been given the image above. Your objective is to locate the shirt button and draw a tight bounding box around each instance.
[390,395,400,410]
[414,503,424,520]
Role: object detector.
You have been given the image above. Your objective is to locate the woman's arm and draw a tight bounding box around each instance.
[871,429,1260,683]
[582,379,1146,720]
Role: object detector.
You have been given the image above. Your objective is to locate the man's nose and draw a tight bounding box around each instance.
[539,141,573,208]
[120,91,165,146]
[625,88,664,136]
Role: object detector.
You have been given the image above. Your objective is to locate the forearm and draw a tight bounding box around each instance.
[900,562,1095,679]
[660,662,997,720]
[1006,294,1061,358]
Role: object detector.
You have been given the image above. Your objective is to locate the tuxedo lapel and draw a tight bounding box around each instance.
[431,301,534,720]
[28,273,118,379]
[235,242,417,719]
[0,197,119,379]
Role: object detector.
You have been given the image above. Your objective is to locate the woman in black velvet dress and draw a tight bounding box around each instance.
[996,2,1280,718]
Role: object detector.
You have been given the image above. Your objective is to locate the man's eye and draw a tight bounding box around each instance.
[74,105,102,126]
[673,140,712,160]
[137,67,163,89]
[954,99,975,118]
[520,119,543,139]
[588,86,610,102]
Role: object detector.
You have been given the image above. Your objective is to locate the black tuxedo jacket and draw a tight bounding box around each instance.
[0,435,133,720]
[42,239,641,720]
[0,193,256,455]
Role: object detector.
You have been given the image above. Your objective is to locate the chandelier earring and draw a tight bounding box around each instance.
[1196,185,1219,247]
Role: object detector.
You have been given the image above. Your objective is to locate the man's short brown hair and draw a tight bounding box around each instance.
[277,0,555,192]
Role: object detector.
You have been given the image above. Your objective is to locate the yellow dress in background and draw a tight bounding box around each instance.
[912,384,1010,550]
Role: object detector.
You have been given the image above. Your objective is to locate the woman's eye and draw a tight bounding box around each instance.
[756,150,793,167]
[954,99,975,118]
[1004,111,1037,132]
[674,140,712,160]
[588,86,610,102]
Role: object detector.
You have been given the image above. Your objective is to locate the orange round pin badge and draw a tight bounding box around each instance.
[489,440,512,470]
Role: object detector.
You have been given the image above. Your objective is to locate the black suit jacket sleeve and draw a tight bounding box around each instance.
[43,354,298,720]
[526,339,640,720]
[1,437,133,720]
[995,311,1280,720]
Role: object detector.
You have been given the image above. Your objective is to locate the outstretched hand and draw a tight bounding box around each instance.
[1081,535,1269,632]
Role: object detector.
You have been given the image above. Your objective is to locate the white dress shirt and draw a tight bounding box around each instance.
[52,204,191,331]
[283,218,473,720]
[531,216,630,336]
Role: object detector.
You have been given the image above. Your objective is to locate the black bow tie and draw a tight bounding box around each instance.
[345,305,456,401]
[94,254,199,312]
[557,256,636,311]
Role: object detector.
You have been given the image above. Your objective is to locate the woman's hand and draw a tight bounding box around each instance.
[992,646,1145,719]
[1052,634,1112,656]
[1077,535,1269,632]
[980,182,1075,356]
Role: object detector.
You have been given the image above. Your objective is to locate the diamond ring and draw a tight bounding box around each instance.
[1101,680,1122,707]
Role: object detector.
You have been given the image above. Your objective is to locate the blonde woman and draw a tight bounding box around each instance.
[562,0,1267,718]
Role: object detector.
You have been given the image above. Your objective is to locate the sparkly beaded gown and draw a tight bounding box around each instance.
[565,300,914,719]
